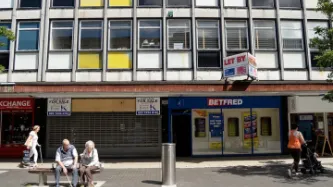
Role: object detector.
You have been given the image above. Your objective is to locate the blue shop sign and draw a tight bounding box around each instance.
[224,68,235,77]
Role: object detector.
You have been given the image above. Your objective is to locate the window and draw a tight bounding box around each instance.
[167,0,191,7]
[108,20,132,69]
[109,0,132,6]
[167,20,191,68]
[138,0,162,6]
[196,20,221,68]
[20,0,41,8]
[78,21,103,69]
[225,20,248,56]
[227,118,239,137]
[252,0,274,8]
[138,20,162,69]
[0,23,10,70]
[308,22,328,68]
[279,0,301,8]
[224,0,246,7]
[0,0,13,8]
[15,22,40,70]
[0,54,10,70]
[306,0,318,9]
[80,0,103,7]
[261,117,272,136]
[52,0,75,7]
[48,21,74,70]
[196,0,218,7]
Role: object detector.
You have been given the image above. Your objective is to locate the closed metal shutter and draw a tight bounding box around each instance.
[46,112,161,158]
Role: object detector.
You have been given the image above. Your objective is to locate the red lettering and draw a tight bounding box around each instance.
[224,58,235,66]
[237,55,246,63]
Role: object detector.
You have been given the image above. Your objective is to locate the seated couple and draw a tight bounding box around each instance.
[55,139,99,187]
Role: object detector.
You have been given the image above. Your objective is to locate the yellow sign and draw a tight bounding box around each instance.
[243,112,259,149]
[209,142,222,150]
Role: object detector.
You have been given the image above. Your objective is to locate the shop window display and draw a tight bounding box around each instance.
[261,117,272,136]
[227,118,239,137]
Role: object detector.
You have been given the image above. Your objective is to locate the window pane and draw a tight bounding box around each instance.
[0,53,9,70]
[109,21,131,50]
[53,0,75,7]
[254,21,276,49]
[78,52,102,69]
[108,52,132,69]
[109,0,132,6]
[224,0,246,7]
[51,29,73,50]
[19,22,40,29]
[198,51,220,68]
[197,21,219,49]
[0,0,12,8]
[196,0,218,6]
[281,21,303,49]
[168,20,191,50]
[18,30,39,50]
[227,118,239,137]
[308,22,328,39]
[81,22,102,28]
[20,0,41,8]
[80,0,104,7]
[261,117,272,136]
[252,0,274,7]
[226,21,248,50]
[279,0,301,8]
[139,20,161,49]
[0,24,11,51]
[167,0,191,6]
[311,51,320,67]
[138,0,162,6]
[80,29,102,49]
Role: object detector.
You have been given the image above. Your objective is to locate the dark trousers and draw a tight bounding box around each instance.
[79,164,99,184]
[289,148,301,172]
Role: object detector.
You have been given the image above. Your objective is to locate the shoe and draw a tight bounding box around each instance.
[288,169,292,178]
[88,183,95,187]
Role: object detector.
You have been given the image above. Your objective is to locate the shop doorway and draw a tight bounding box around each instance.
[172,114,192,157]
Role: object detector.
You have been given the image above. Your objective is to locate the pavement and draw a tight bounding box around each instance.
[0,157,333,187]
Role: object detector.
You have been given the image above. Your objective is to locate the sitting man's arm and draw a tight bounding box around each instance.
[72,148,78,169]
[55,151,67,173]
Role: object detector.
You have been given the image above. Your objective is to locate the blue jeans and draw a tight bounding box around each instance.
[55,165,78,187]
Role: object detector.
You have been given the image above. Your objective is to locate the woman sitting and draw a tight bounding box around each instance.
[79,140,99,187]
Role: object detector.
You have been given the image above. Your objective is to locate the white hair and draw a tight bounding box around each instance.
[85,140,95,149]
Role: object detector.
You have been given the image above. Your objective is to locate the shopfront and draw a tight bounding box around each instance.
[168,96,283,157]
[0,98,35,158]
[288,96,333,148]
[46,98,162,158]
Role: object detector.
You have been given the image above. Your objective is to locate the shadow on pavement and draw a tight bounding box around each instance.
[216,162,333,185]
[142,180,162,185]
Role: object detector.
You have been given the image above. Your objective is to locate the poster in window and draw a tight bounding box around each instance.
[195,118,206,138]
[228,118,239,137]
[261,117,272,136]
[209,114,223,138]
[243,112,259,149]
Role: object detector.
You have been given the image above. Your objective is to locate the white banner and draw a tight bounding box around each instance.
[136,98,160,115]
[47,98,71,116]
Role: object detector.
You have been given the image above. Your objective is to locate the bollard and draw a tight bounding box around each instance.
[161,143,176,187]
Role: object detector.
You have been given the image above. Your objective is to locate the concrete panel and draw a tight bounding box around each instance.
[49,9,75,19]
[306,11,327,20]
[252,9,276,19]
[283,70,308,80]
[136,71,163,81]
[196,71,222,80]
[165,9,191,17]
[280,10,303,19]
[311,70,331,80]
[16,10,41,19]
[0,11,12,20]
[76,72,102,82]
[78,9,104,18]
[258,70,281,80]
[166,71,193,81]
[11,72,37,82]
[45,72,71,82]
[0,73,7,83]
[137,8,162,17]
[224,9,248,18]
[106,71,132,81]
[107,8,133,18]
[195,8,220,18]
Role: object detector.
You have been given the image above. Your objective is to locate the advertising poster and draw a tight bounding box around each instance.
[194,118,206,138]
[47,98,71,116]
[209,142,222,150]
[136,97,160,115]
[243,112,259,149]
[209,114,223,138]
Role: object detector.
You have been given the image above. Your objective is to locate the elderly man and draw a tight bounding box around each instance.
[55,139,78,187]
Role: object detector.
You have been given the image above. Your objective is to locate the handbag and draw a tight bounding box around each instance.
[24,138,32,148]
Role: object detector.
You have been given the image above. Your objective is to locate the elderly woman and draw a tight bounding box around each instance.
[79,140,99,187]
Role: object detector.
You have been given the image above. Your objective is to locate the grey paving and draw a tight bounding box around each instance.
[0,164,333,187]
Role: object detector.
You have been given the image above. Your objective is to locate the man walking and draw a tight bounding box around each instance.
[55,139,78,187]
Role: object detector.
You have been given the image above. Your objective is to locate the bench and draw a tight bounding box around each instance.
[28,164,103,186]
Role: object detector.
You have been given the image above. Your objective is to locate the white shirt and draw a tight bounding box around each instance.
[55,146,78,167]
[29,131,38,147]
[81,149,99,167]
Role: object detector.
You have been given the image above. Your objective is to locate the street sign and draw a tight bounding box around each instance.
[47,98,71,116]
[136,97,160,115]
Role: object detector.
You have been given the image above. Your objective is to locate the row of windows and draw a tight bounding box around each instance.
[0,19,327,70]
[0,0,327,9]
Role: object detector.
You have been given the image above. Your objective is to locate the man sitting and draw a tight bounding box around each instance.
[55,139,78,187]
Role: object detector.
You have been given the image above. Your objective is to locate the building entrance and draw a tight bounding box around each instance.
[172,114,192,157]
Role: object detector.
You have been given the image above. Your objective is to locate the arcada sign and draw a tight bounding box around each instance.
[223,52,258,79]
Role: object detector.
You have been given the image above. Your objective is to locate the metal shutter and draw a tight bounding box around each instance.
[46,112,161,158]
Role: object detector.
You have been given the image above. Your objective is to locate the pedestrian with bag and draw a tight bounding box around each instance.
[24,125,41,168]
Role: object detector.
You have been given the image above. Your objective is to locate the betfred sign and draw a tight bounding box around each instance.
[208,98,243,106]
[0,98,34,110]
[223,52,258,79]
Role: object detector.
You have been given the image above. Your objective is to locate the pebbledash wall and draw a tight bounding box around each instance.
[168,96,284,156]
[0,0,331,83]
